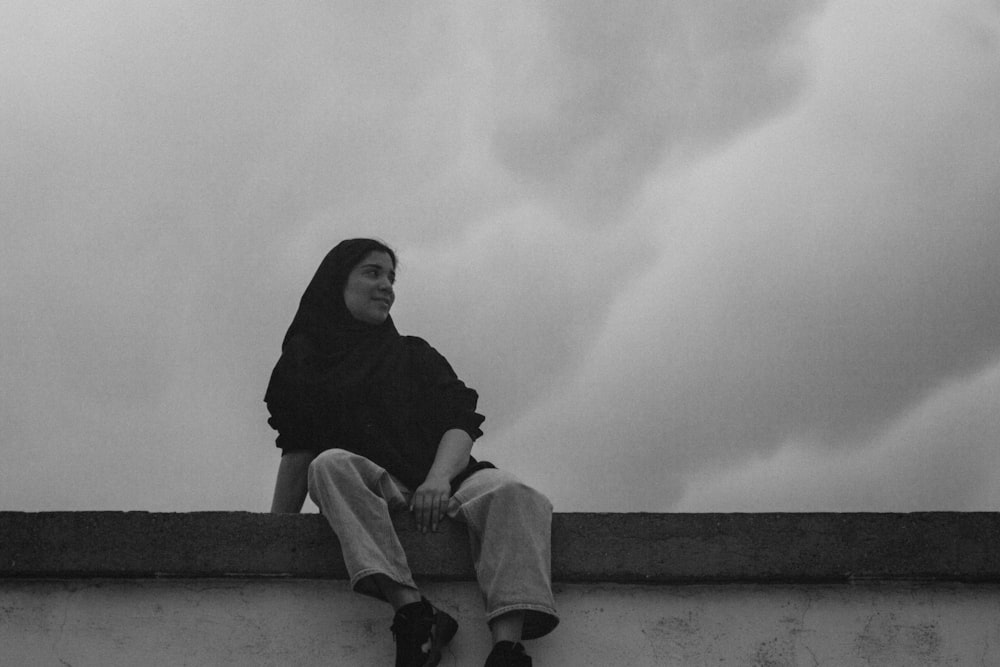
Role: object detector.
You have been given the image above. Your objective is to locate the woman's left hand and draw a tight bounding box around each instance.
[410,475,452,533]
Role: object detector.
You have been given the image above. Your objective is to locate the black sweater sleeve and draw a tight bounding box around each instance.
[409,337,485,442]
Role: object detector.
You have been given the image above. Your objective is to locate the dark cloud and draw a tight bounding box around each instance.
[492,0,1000,510]
[491,0,823,225]
[677,356,1000,511]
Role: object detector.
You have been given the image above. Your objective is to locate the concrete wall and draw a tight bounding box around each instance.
[5,579,1000,666]
[4,512,1000,666]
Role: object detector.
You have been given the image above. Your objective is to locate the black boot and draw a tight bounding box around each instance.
[390,597,458,667]
[484,641,532,667]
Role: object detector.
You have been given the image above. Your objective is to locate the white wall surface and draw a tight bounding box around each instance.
[3,579,999,666]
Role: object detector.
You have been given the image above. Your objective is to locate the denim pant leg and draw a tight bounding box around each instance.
[307,448,417,598]
[449,469,559,640]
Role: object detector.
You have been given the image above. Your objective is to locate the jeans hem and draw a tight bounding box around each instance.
[485,602,557,620]
[349,567,417,594]
[486,603,560,640]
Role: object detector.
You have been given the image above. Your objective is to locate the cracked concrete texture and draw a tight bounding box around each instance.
[3,580,1000,666]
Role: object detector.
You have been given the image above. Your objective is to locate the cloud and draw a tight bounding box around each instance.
[676,354,1000,511]
[488,0,1000,510]
[490,0,819,225]
[2,1,998,514]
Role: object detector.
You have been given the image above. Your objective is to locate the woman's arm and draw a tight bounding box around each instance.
[410,429,472,533]
[270,450,316,513]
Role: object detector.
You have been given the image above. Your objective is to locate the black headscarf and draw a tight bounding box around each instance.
[264,239,488,489]
[264,238,400,438]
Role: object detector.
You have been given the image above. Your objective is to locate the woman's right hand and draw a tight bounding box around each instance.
[410,474,451,533]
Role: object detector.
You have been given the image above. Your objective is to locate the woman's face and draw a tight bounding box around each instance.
[343,251,396,325]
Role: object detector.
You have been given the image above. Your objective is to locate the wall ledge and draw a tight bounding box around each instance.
[2,512,999,584]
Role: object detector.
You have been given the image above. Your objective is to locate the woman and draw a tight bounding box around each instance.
[265,238,557,667]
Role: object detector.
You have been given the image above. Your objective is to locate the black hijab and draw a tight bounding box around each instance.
[264,239,401,444]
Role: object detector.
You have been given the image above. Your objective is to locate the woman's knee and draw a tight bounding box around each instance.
[310,447,353,467]
[309,447,346,473]
[512,482,553,514]
[308,448,367,488]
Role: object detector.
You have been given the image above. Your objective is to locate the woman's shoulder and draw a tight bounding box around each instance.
[399,334,431,347]
[399,335,443,358]
[398,336,457,375]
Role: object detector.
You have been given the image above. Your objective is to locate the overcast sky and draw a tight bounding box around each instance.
[3,0,999,512]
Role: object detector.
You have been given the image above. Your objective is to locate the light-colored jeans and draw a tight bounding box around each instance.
[307,448,559,639]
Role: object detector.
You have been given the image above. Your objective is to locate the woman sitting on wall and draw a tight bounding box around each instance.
[265,238,558,667]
